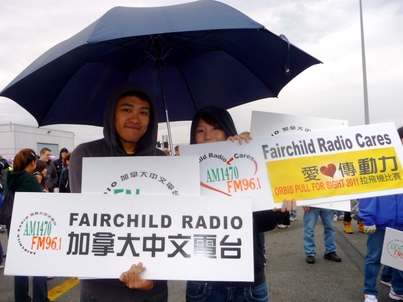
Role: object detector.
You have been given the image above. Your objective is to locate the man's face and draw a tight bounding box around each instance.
[114,95,150,152]
[40,151,51,161]
[195,118,226,144]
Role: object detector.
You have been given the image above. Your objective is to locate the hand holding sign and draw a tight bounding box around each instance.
[227,132,253,144]
[273,199,297,213]
[119,262,154,291]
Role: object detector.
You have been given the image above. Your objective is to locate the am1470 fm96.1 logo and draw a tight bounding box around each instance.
[385,238,403,261]
[15,212,60,254]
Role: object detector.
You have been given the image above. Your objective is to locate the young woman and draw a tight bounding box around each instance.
[186,106,292,302]
[3,148,49,302]
[34,159,48,192]
[58,152,71,193]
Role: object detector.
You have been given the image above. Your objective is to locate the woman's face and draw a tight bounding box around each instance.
[195,118,226,144]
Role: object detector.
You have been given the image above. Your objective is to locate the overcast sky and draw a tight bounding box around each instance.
[1,0,402,148]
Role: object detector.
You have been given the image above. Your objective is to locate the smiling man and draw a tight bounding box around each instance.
[114,93,150,154]
[69,82,167,302]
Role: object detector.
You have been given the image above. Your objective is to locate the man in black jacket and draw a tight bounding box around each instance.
[39,148,58,192]
[70,82,167,302]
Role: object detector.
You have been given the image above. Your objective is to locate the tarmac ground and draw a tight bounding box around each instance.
[0,207,394,301]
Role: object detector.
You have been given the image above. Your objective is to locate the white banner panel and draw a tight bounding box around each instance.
[181,123,403,211]
[5,193,254,281]
[250,111,349,210]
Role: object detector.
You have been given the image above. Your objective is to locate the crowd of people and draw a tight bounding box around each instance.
[1,82,403,302]
[0,146,71,301]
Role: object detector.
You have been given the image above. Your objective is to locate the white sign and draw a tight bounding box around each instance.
[82,156,200,195]
[250,111,350,211]
[381,227,403,271]
[181,123,403,211]
[250,111,348,138]
[5,193,254,281]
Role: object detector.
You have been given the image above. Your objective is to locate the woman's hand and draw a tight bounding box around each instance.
[35,174,42,182]
[119,262,154,291]
[227,132,253,145]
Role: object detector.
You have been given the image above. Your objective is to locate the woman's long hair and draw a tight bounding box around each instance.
[13,148,37,172]
[34,160,48,189]
[190,106,237,145]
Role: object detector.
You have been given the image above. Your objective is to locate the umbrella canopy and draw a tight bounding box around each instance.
[0,0,321,127]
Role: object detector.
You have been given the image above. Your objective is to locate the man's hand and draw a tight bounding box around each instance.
[119,262,154,291]
[364,225,377,234]
[273,199,297,212]
[302,206,310,212]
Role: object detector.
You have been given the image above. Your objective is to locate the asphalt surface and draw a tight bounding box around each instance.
[0,207,393,301]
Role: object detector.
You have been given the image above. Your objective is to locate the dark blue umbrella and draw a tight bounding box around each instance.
[0,1,320,128]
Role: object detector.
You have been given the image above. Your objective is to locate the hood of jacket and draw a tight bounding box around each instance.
[58,148,68,159]
[189,106,238,145]
[103,82,159,155]
[4,170,35,193]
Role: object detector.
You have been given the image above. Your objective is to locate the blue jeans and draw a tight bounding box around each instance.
[290,210,297,220]
[303,207,336,256]
[186,281,269,302]
[14,276,49,302]
[364,230,403,295]
[364,230,384,296]
[334,210,343,217]
[392,269,403,294]
[381,265,393,282]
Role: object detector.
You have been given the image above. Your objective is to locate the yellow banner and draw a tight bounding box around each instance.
[267,147,403,202]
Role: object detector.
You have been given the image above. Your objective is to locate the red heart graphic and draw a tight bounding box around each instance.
[320,164,336,178]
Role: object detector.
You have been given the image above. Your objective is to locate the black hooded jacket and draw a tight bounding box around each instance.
[53,148,68,186]
[190,106,285,287]
[69,82,167,301]
[70,82,166,193]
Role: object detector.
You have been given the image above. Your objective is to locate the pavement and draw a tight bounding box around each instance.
[0,207,394,301]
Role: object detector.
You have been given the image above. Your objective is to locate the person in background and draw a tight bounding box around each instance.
[277,209,298,229]
[39,148,58,192]
[343,209,364,234]
[303,206,341,264]
[0,155,8,235]
[0,188,4,269]
[3,148,49,302]
[0,155,9,184]
[290,209,297,222]
[277,211,291,229]
[360,194,403,302]
[70,82,167,302]
[333,210,344,221]
[0,240,4,269]
[59,152,71,193]
[380,265,393,288]
[185,106,293,302]
[53,147,68,187]
[34,160,49,192]
[360,126,403,302]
